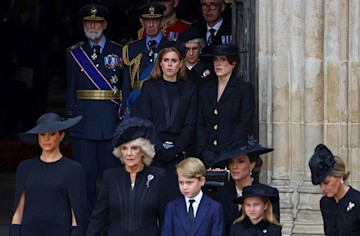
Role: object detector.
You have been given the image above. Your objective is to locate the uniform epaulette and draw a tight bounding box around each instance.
[180,19,191,25]
[137,28,145,40]
[67,41,84,51]
[110,40,123,47]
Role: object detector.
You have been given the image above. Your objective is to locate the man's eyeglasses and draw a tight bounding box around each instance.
[201,2,223,10]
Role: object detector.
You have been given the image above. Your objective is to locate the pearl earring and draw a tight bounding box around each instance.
[250,169,252,176]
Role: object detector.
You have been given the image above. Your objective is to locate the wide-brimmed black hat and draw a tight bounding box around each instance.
[18,113,82,144]
[309,144,335,185]
[213,136,274,166]
[202,44,240,57]
[138,2,165,19]
[232,183,279,204]
[80,4,109,21]
[113,117,157,147]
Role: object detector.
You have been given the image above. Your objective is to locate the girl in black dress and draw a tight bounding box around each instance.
[10,113,88,236]
[309,144,360,235]
[229,183,282,236]
[138,47,197,201]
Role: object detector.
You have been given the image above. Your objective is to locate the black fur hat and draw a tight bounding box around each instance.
[113,118,157,147]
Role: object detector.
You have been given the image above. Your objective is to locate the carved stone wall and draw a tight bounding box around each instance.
[256,0,360,235]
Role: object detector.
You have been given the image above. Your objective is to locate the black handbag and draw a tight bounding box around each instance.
[205,168,230,187]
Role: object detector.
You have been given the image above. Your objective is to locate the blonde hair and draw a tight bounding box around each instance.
[176,157,206,180]
[328,156,350,181]
[112,137,155,166]
[151,47,187,80]
[234,197,281,227]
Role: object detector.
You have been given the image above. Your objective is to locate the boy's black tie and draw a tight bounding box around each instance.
[188,199,195,227]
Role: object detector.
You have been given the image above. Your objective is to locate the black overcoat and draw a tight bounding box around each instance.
[196,74,255,166]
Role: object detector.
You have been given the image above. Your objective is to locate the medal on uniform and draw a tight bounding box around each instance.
[104,54,122,69]
[91,50,98,60]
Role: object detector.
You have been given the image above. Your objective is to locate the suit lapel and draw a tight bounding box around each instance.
[205,79,218,108]
[175,199,192,234]
[218,75,238,106]
[191,195,211,235]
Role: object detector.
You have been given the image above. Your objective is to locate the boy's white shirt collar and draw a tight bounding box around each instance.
[185,190,203,217]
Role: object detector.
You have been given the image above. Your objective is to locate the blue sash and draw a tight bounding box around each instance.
[125,62,154,119]
[70,46,120,106]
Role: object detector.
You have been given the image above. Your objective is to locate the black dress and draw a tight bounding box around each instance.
[229,218,281,236]
[87,165,167,236]
[13,157,88,236]
[320,186,360,235]
[197,74,255,167]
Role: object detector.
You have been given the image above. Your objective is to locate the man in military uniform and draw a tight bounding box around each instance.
[137,0,190,41]
[197,0,232,51]
[66,3,123,213]
[123,2,175,118]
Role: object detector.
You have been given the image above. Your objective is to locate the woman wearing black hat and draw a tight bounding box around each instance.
[214,137,280,235]
[138,47,197,201]
[87,117,167,236]
[309,144,360,235]
[229,183,282,235]
[196,43,255,167]
[9,113,88,236]
[179,27,215,86]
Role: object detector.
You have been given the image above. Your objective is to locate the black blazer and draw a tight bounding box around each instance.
[196,74,255,166]
[197,17,232,52]
[138,79,197,154]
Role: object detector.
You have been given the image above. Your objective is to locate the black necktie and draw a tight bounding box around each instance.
[91,45,101,60]
[148,40,157,51]
[208,28,216,46]
[188,199,195,227]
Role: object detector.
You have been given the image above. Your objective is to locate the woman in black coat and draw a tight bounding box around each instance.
[309,144,360,236]
[196,44,255,167]
[138,47,197,201]
[87,118,167,236]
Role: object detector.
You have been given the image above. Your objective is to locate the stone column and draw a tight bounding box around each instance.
[257,0,360,235]
[293,0,325,234]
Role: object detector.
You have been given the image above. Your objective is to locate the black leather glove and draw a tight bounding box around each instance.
[201,149,218,167]
[9,224,21,236]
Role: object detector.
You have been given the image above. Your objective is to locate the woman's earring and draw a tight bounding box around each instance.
[250,169,252,176]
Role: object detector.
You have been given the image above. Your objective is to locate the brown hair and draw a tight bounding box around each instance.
[150,47,187,80]
[328,156,350,181]
[247,153,263,178]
